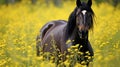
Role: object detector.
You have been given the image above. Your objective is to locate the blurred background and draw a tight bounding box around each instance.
[0,0,120,7]
[0,0,120,67]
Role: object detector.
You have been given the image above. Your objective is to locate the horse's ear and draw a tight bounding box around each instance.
[76,0,82,7]
[87,0,92,7]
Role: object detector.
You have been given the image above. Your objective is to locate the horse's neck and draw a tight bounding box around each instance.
[72,30,89,45]
[65,28,89,49]
[70,27,77,38]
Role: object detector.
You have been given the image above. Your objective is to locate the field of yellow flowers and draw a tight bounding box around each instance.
[0,1,120,67]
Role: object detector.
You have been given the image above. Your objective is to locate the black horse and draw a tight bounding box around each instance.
[36,0,94,66]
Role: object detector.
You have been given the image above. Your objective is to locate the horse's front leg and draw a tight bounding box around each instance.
[87,40,94,56]
[86,40,94,67]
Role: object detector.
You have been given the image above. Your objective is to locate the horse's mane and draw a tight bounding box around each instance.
[65,7,78,40]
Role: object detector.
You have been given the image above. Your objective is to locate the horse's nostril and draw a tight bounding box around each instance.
[78,31,82,38]
[79,30,82,33]
[79,30,84,34]
[78,30,88,39]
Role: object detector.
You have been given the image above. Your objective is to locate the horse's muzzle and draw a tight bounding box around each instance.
[78,30,88,39]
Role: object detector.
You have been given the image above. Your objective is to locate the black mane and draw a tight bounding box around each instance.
[65,7,78,40]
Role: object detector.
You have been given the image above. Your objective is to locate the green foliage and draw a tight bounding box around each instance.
[94,0,120,7]
[0,0,5,4]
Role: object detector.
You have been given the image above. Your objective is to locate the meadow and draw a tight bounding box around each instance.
[0,1,120,67]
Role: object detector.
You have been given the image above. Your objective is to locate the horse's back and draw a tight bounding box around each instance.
[36,20,67,53]
[40,20,67,39]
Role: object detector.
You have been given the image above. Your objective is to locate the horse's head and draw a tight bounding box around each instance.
[76,0,94,39]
